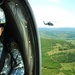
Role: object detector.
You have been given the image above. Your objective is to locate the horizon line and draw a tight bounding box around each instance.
[38,27,75,28]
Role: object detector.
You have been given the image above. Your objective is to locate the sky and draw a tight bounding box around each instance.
[28,0,75,28]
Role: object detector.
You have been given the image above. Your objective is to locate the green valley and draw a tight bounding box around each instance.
[39,28,75,75]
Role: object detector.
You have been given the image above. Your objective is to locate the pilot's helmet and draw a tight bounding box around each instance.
[0,7,6,27]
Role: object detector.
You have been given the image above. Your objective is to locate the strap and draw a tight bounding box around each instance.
[0,45,7,72]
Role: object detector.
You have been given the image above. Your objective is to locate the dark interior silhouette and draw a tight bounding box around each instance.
[1,0,41,75]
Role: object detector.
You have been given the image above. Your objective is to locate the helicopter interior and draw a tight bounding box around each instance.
[1,0,41,75]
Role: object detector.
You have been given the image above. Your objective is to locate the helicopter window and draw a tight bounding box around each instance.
[29,0,75,75]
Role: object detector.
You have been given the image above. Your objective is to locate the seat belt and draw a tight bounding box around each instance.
[0,44,7,72]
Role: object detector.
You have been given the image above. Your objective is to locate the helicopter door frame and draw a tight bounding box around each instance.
[2,0,41,75]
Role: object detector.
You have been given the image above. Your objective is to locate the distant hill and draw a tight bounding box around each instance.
[38,28,75,40]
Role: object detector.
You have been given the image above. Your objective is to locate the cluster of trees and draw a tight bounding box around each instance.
[41,38,75,52]
[42,54,61,69]
[59,41,75,50]
[52,52,75,63]
[62,69,75,75]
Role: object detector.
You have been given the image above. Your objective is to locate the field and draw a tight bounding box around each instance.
[39,28,75,75]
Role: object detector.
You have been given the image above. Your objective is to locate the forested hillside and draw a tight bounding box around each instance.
[39,28,75,75]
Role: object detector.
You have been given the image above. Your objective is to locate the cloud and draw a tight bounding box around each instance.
[47,0,61,4]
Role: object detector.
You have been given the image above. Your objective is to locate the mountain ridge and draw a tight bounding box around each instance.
[38,28,75,39]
